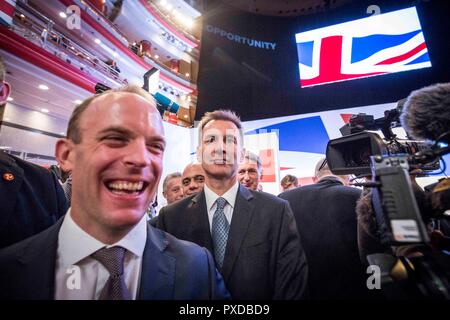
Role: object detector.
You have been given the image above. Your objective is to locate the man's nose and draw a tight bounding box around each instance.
[123,140,150,168]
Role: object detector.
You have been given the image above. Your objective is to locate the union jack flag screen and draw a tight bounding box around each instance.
[296,7,431,88]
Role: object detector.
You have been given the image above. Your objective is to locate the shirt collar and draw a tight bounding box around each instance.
[57,208,147,269]
[204,181,240,211]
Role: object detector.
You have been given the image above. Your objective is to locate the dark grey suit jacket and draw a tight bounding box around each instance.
[0,218,230,300]
[157,185,308,300]
[279,177,372,299]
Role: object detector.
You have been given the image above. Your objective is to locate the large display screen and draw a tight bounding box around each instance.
[197,0,449,121]
[296,7,431,87]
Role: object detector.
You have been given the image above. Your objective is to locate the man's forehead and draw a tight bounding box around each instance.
[183,164,203,176]
[80,92,162,129]
[202,120,240,133]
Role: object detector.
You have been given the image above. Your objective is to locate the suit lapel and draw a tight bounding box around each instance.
[0,152,24,231]
[138,224,175,300]
[221,185,254,282]
[187,191,214,253]
[16,218,62,299]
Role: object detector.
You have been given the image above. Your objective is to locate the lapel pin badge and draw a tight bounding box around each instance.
[3,173,14,181]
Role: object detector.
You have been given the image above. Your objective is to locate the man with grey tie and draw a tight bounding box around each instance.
[0,86,229,300]
[157,110,308,299]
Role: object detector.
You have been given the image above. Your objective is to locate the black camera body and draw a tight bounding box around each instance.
[326,110,439,176]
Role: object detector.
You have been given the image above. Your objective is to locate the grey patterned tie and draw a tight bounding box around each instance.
[212,197,229,269]
[91,246,132,300]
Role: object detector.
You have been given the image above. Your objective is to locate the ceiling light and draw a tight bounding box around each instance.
[187,47,192,53]
[7,97,13,102]
[41,108,49,113]
[160,0,166,5]
[60,132,65,135]
[165,3,173,11]
[38,84,49,90]
[94,38,101,44]
[112,51,119,57]
[20,14,25,18]
[59,12,67,18]
[74,99,82,104]
[154,55,159,59]
[185,73,190,77]
[70,46,75,50]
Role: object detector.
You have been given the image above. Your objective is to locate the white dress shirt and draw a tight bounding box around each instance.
[204,181,239,233]
[54,209,147,300]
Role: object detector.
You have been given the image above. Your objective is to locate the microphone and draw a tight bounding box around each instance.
[400,83,450,143]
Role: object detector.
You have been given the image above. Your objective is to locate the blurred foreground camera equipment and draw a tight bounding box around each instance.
[326,83,450,299]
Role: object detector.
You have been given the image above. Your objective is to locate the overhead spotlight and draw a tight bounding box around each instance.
[112,51,119,57]
[7,97,13,102]
[38,84,49,90]
[154,54,159,59]
[184,115,188,119]
[94,38,101,44]
[185,73,190,77]
[187,47,192,53]
[59,12,67,18]
[41,108,49,113]
[20,14,25,18]
[74,99,82,104]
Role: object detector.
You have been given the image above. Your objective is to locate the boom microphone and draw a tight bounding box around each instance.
[400,83,450,143]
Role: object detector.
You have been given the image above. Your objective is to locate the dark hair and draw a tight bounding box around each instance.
[198,109,243,142]
[67,85,156,143]
[0,55,5,82]
[281,174,298,188]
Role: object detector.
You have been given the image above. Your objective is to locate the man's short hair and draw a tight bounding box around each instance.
[314,157,330,178]
[162,172,182,192]
[281,174,298,188]
[67,85,156,144]
[198,109,243,142]
[243,150,262,174]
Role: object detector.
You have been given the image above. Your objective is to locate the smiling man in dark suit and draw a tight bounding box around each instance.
[0,86,229,300]
[157,109,308,300]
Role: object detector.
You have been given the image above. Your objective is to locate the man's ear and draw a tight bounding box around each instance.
[55,139,74,173]
[0,82,11,104]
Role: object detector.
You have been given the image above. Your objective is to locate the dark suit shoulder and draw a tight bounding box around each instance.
[150,224,208,258]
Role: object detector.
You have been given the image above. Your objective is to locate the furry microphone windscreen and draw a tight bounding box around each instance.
[400,83,450,142]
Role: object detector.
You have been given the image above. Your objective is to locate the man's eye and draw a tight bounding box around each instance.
[149,143,165,152]
[225,136,236,143]
[204,136,215,143]
[182,179,190,186]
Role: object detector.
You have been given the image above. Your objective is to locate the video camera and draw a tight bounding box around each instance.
[325,83,450,299]
[326,101,439,176]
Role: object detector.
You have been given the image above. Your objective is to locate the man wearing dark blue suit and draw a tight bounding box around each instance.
[0,56,68,249]
[279,158,372,299]
[0,86,229,300]
[157,110,308,300]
